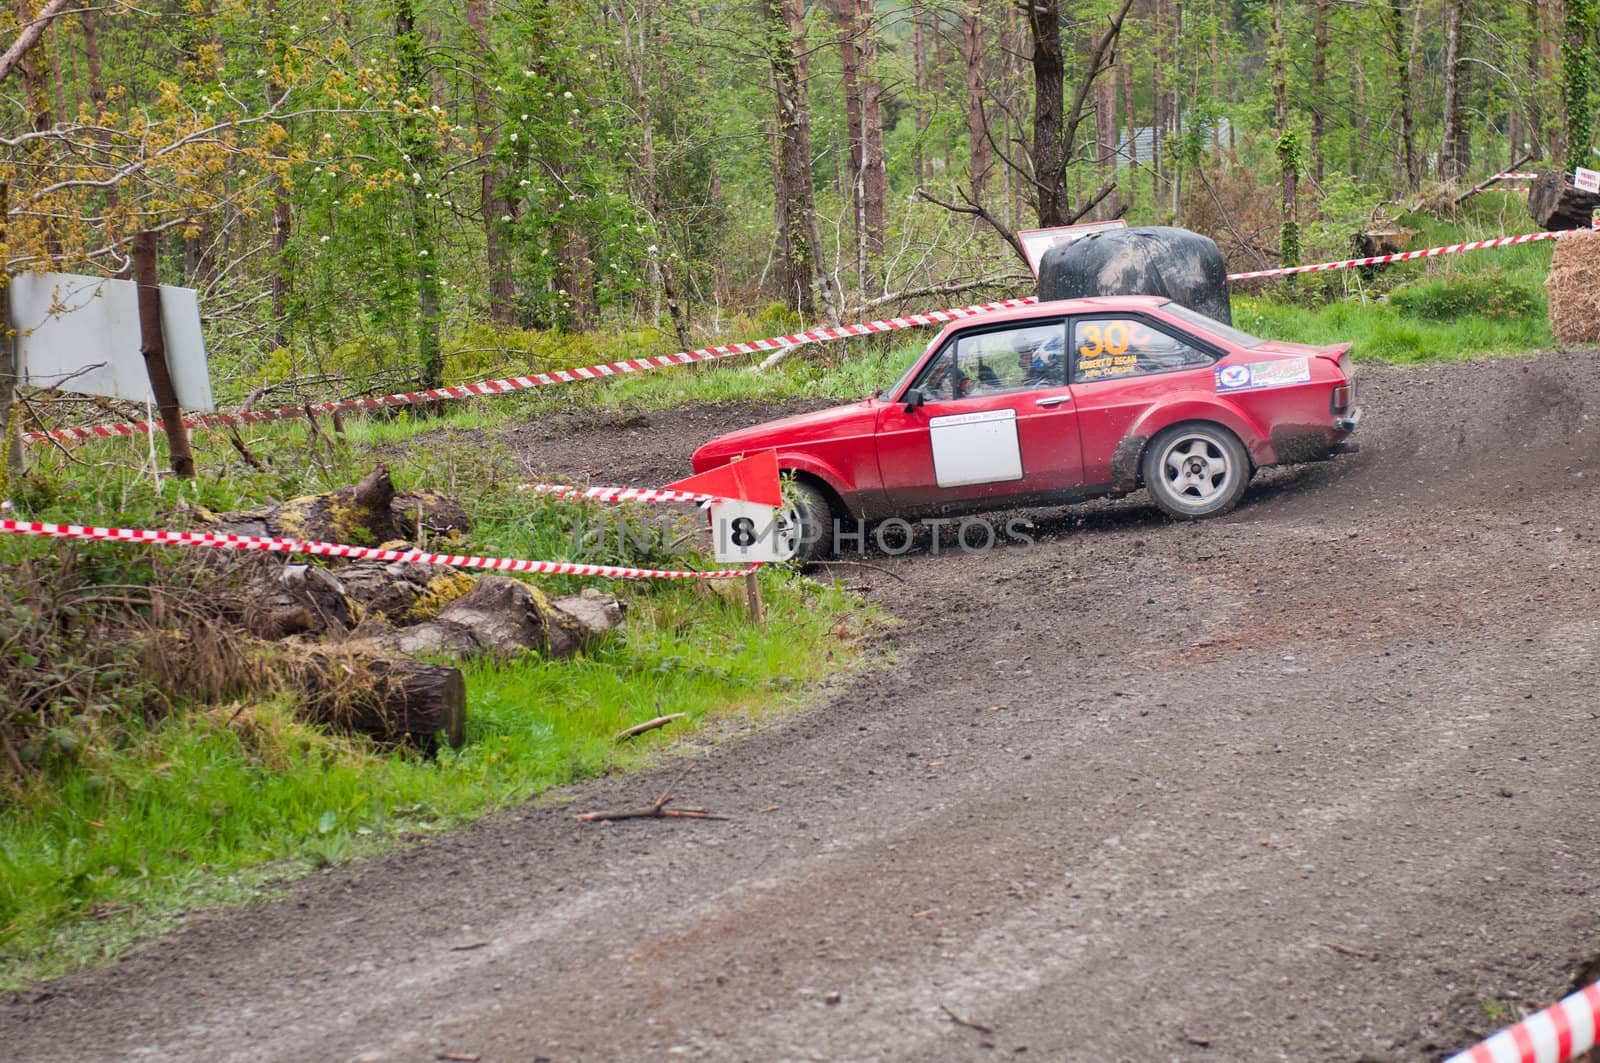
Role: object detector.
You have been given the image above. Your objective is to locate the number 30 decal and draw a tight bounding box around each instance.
[1077,320,1153,358]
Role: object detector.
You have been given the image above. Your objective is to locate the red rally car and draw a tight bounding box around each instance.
[691,295,1360,561]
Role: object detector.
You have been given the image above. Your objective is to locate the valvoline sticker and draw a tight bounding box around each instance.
[1216,357,1311,393]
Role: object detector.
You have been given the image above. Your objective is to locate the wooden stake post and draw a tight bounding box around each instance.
[132,231,195,478]
[0,183,19,506]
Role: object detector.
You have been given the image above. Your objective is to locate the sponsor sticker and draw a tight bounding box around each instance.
[1215,357,1311,393]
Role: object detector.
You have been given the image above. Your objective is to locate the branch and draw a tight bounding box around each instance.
[1056,0,1135,191]
[915,187,1026,265]
[1067,181,1117,225]
[851,276,1034,313]
[0,0,80,86]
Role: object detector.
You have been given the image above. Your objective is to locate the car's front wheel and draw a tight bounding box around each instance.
[1142,423,1251,519]
[773,479,834,563]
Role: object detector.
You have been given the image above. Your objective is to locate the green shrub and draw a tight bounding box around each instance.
[1388,275,1542,321]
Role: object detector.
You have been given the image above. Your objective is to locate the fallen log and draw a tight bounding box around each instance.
[1529,170,1600,232]
[357,578,624,660]
[293,649,466,750]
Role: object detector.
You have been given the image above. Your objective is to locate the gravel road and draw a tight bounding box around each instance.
[5,351,1600,1062]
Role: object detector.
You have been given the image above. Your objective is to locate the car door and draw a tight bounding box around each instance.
[874,319,1086,510]
[1064,312,1223,484]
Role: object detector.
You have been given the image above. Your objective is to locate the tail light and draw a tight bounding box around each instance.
[1330,384,1352,413]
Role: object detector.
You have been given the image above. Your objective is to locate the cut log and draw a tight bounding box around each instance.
[295,650,466,750]
[1354,229,1412,257]
[353,578,624,660]
[245,562,356,639]
[1529,171,1600,232]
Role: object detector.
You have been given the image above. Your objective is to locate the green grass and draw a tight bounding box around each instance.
[0,401,883,990]
[0,570,875,988]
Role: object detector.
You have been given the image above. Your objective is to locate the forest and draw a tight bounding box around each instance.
[0,0,1594,417]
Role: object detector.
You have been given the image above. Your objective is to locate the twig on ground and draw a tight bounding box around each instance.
[613,713,687,743]
[941,1004,993,1034]
[1322,942,1379,961]
[575,793,726,822]
[807,559,907,583]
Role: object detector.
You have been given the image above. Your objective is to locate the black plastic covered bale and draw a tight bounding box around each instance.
[1037,225,1232,324]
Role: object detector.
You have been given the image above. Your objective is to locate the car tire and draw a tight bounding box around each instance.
[1142,423,1251,519]
[775,478,834,564]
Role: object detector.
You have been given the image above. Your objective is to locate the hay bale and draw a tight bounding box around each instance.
[1548,230,1600,345]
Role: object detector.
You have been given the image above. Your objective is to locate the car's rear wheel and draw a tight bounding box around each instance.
[774,478,834,563]
[1142,423,1251,519]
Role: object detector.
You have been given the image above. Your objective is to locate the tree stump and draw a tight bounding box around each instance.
[1529,171,1600,232]
[293,650,466,750]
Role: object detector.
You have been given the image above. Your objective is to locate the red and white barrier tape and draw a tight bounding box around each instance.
[1225,230,1564,281]
[519,482,724,507]
[1491,172,1540,180]
[21,295,1040,446]
[19,229,1576,446]
[0,518,754,580]
[1445,982,1600,1063]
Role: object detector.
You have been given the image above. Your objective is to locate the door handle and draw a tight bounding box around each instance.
[1034,395,1072,407]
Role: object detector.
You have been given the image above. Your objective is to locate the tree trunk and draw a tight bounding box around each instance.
[80,10,119,220]
[395,0,443,388]
[859,0,886,259]
[132,232,196,478]
[837,0,866,281]
[1529,170,1600,230]
[0,184,17,503]
[1311,0,1328,185]
[1121,51,1137,211]
[1027,0,1066,224]
[763,0,817,317]
[1270,0,1298,266]
[1439,0,1466,181]
[1152,0,1167,199]
[1538,0,1563,165]
[1563,0,1598,173]
[912,1,927,186]
[962,1,988,219]
[1096,62,1119,217]
[465,0,515,327]
[1386,0,1421,189]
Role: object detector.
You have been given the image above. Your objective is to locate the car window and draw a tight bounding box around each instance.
[911,322,1066,400]
[1157,301,1267,348]
[1071,315,1215,383]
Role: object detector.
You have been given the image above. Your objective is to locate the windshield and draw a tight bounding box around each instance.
[1159,301,1267,348]
[878,337,940,400]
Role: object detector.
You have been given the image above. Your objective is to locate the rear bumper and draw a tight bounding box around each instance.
[1333,406,1363,435]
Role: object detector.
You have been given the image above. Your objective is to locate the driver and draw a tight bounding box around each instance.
[1014,332,1063,386]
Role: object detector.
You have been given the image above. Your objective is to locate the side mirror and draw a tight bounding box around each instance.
[902,387,927,413]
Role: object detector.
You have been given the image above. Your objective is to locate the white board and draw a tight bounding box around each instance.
[9,272,215,412]
[930,408,1023,488]
[1017,220,1129,278]
[1575,167,1600,194]
[709,500,788,563]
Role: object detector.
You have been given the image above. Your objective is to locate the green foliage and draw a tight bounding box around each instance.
[1389,275,1541,321]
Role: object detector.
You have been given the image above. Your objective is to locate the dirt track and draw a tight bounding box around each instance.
[6,351,1600,1062]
